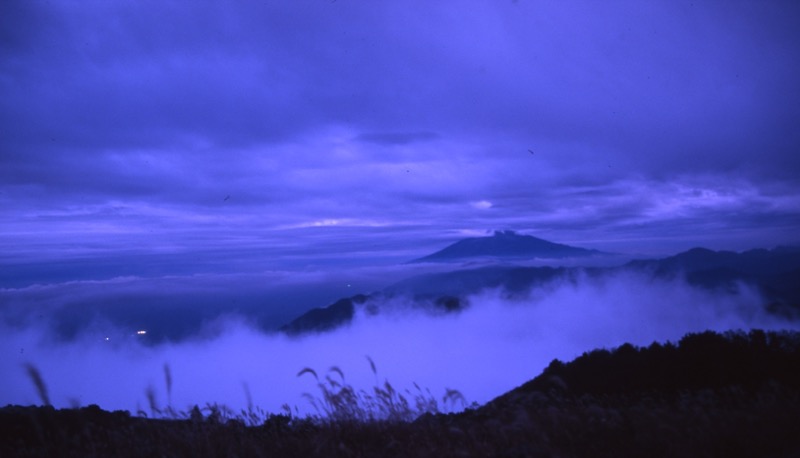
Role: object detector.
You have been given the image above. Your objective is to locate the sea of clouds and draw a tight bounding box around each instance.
[2,269,797,418]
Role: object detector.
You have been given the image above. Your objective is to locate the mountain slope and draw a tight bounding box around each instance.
[279,295,368,336]
[410,230,605,263]
[280,245,800,336]
[485,329,800,405]
[625,246,800,312]
[626,246,800,277]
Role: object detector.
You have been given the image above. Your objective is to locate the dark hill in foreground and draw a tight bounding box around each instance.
[488,329,800,407]
[3,330,800,457]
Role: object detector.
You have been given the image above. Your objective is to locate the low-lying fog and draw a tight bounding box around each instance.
[3,267,797,417]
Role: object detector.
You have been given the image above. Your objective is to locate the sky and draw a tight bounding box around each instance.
[2,0,800,279]
[2,0,800,414]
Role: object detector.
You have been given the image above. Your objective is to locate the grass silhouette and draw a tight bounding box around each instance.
[22,363,50,407]
[296,356,466,423]
[6,330,800,457]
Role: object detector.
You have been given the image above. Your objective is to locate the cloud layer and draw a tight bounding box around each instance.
[2,0,800,280]
[2,271,795,416]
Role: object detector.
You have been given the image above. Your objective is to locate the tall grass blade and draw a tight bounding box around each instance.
[23,363,50,406]
[297,367,318,380]
[366,355,377,375]
[163,363,172,407]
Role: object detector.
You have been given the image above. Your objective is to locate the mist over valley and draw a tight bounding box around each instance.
[3,232,798,418]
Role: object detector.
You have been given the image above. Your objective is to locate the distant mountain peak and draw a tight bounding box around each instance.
[410,231,605,263]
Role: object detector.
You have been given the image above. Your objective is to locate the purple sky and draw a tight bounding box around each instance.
[2,1,800,277]
[3,1,800,414]
[0,0,800,280]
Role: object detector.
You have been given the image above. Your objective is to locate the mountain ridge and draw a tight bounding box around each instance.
[280,244,800,336]
[409,230,606,263]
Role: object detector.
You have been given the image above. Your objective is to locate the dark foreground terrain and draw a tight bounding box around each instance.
[3,329,800,457]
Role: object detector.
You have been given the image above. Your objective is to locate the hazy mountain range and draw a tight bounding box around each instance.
[282,234,800,335]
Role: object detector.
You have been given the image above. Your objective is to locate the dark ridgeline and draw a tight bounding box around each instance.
[278,265,570,336]
[280,231,604,336]
[279,241,800,336]
[279,292,469,336]
[4,330,800,457]
[625,245,800,277]
[624,245,800,316]
[490,329,800,402]
[279,295,368,336]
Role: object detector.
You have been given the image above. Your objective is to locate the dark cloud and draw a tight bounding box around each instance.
[1,0,799,284]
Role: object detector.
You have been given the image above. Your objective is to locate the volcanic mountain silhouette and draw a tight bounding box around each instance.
[409,230,605,263]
